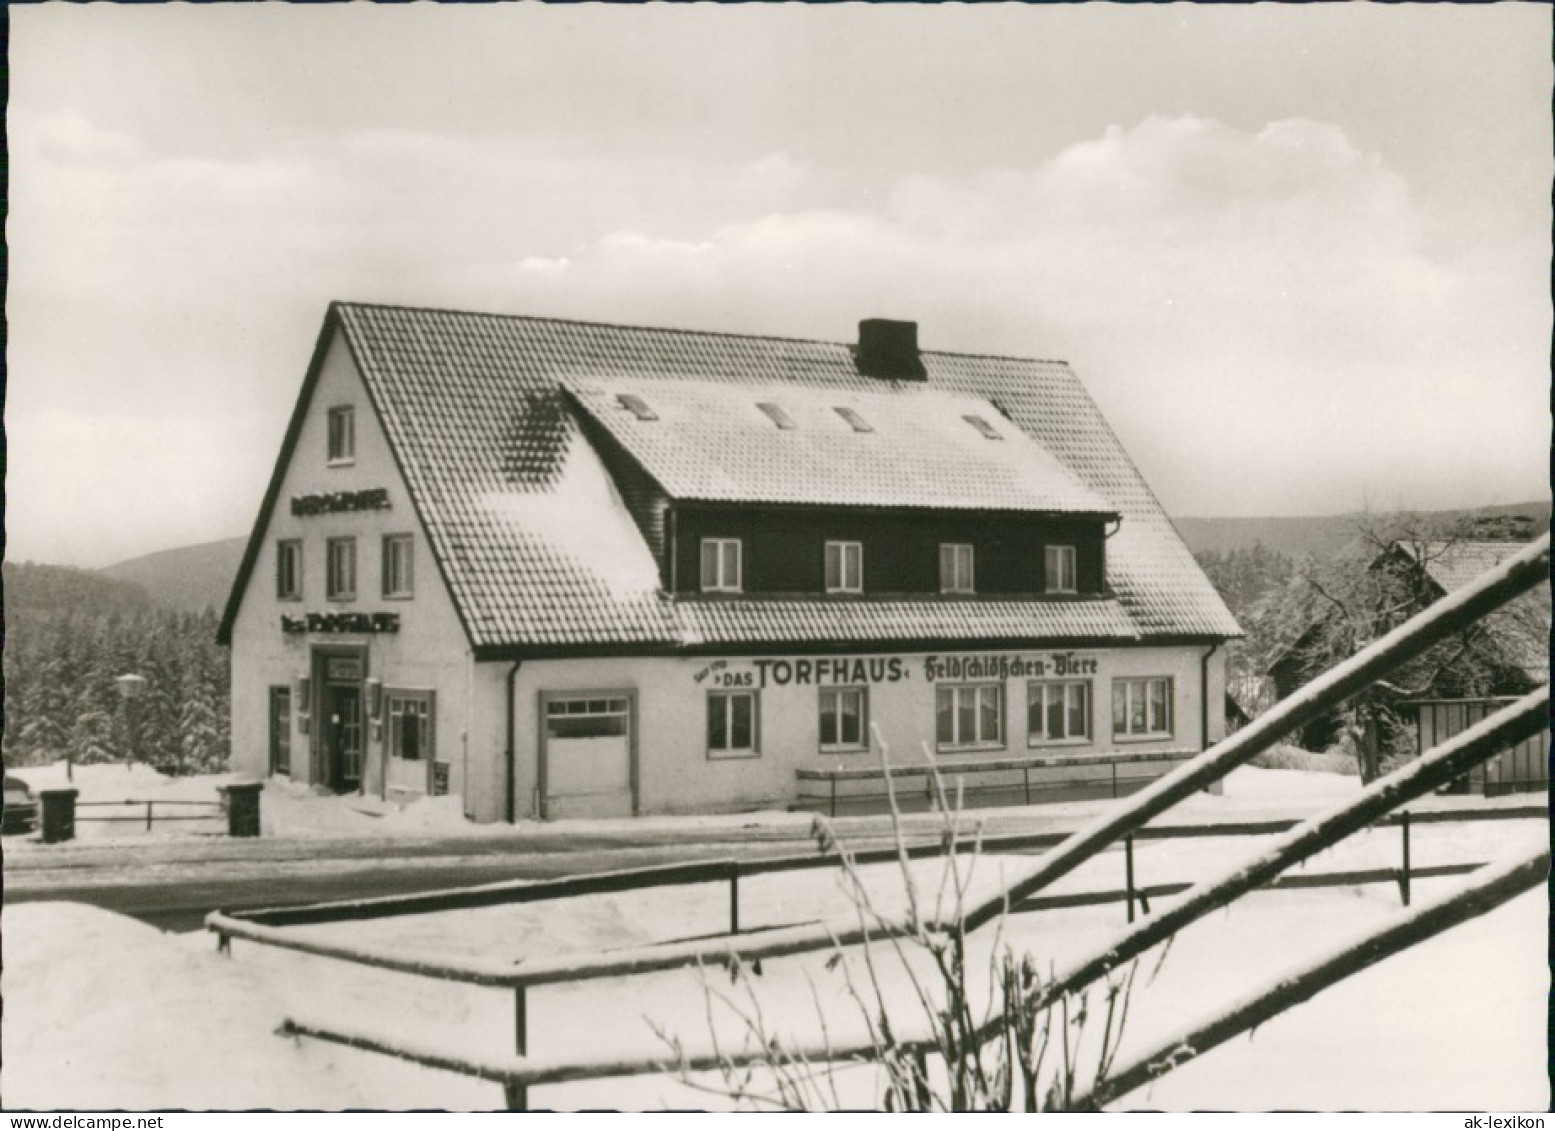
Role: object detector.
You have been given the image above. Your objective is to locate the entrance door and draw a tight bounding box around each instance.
[323,684,364,793]
[542,694,634,819]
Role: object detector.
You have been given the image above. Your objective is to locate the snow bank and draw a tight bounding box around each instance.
[0,902,464,1109]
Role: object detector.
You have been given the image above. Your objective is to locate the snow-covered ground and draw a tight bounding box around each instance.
[5,758,1538,851]
[3,785,1547,1111]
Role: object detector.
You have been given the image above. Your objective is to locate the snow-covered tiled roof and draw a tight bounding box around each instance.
[221,302,1241,654]
[1396,541,1551,684]
[562,376,1118,515]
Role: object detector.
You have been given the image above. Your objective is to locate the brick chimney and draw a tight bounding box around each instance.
[856,318,926,381]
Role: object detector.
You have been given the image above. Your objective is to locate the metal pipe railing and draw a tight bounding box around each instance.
[1074,844,1551,1110]
[246,535,1548,1106]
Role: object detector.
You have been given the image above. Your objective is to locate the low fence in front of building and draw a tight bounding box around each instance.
[38,782,264,843]
[795,747,1199,816]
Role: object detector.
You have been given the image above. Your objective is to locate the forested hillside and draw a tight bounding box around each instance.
[3,562,231,773]
[101,535,246,613]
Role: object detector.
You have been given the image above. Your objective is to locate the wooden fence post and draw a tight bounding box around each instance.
[1124,835,1136,924]
[729,864,741,935]
[505,987,529,1111]
[1399,810,1412,907]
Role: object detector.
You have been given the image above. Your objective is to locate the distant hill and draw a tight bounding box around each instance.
[3,560,150,618]
[1171,502,1550,560]
[101,536,247,613]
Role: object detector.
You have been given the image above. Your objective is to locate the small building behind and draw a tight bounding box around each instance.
[1267,537,1548,780]
[219,303,1241,821]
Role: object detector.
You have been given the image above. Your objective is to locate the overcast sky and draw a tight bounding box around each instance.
[8,3,1551,567]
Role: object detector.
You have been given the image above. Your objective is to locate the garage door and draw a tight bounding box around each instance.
[543,695,634,819]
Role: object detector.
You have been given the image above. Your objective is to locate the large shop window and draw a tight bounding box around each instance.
[708,690,759,758]
[382,534,414,599]
[1113,677,1174,739]
[1044,544,1078,594]
[1028,680,1091,744]
[545,697,630,739]
[700,538,743,593]
[326,537,357,601]
[387,692,434,760]
[936,683,1003,749]
[825,541,863,594]
[939,543,975,594]
[327,406,356,464]
[276,540,302,601]
[819,687,868,751]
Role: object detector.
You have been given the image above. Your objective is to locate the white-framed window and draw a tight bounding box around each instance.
[1027,680,1091,745]
[382,534,414,599]
[327,406,356,464]
[708,690,759,758]
[939,543,975,594]
[276,540,302,601]
[819,687,868,751]
[387,691,434,762]
[326,537,357,601]
[545,697,630,739]
[825,541,863,594]
[701,538,743,593]
[935,684,1003,748]
[1113,677,1174,739]
[1045,544,1078,594]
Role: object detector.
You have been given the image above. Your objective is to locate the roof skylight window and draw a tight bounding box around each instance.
[962,414,1003,441]
[617,393,658,421]
[834,406,874,433]
[756,402,798,430]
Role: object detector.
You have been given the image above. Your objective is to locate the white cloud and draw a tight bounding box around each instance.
[5,110,1547,562]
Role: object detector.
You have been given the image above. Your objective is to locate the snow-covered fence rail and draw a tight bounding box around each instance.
[229,536,1548,1109]
[957,534,1548,935]
[275,845,1550,1110]
[1008,688,1547,1016]
[1073,845,1551,1110]
[212,800,1545,932]
[256,690,1547,1104]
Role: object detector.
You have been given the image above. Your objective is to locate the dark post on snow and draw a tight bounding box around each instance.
[40,788,79,844]
[115,672,148,766]
[220,782,264,838]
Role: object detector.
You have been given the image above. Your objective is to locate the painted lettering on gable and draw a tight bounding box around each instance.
[290,488,391,517]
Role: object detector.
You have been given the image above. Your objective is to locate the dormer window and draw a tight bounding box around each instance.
[940,543,975,594]
[962,414,1002,441]
[327,406,356,464]
[834,406,873,433]
[700,538,742,593]
[825,541,863,594]
[756,402,797,430]
[1045,544,1078,594]
[617,394,658,421]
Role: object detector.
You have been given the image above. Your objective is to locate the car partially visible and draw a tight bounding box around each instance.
[2,774,39,835]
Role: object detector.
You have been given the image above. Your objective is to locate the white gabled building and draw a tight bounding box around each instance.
[219,303,1240,821]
